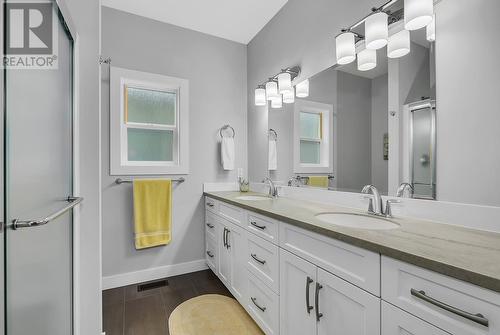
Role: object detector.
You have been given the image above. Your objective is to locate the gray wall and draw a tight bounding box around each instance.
[435,0,500,206]
[248,0,500,206]
[371,74,389,194]
[101,8,247,279]
[336,71,372,191]
[64,0,102,333]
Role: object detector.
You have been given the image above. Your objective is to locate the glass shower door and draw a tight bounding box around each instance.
[3,2,77,334]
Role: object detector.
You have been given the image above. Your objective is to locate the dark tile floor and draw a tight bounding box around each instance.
[103,270,233,335]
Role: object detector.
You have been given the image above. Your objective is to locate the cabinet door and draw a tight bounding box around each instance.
[227,221,246,302]
[381,301,450,335]
[218,223,232,286]
[317,268,380,335]
[280,249,317,335]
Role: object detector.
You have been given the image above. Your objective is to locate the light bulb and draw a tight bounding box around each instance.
[271,96,283,109]
[278,72,293,94]
[336,32,356,65]
[365,12,388,50]
[426,14,436,42]
[404,0,433,31]
[357,48,377,71]
[388,29,410,58]
[265,81,279,100]
[295,79,309,98]
[283,88,295,104]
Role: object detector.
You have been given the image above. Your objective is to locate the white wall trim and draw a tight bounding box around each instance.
[102,259,208,290]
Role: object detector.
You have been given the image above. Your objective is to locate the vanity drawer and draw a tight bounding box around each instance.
[205,212,217,240]
[205,197,218,213]
[247,212,279,244]
[246,271,279,335]
[381,301,450,335]
[205,234,217,273]
[279,222,380,296]
[219,201,245,227]
[382,257,500,335]
[246,232,280,293]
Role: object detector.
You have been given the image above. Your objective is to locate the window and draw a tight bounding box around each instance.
[110,67,189,175]
[293,100,335,173]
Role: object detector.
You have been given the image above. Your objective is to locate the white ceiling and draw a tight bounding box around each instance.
[101,0,288,44]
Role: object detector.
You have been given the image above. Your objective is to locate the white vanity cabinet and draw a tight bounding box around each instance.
[217,216,247,302]
[280,248,380,335]
[205,196,500,335]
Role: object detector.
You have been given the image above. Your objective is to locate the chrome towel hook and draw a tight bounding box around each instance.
[219,124,235,138]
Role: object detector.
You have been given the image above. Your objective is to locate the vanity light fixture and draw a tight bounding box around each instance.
[265,81,279,101]
[357,47,377,71]
[335,31,356,65]
[365,11,389,50]
[295,79,309,98]
[426,14,436,42]
[404,0,434,31]
[283,88,295,104]
[255,66,301,107]
[271,96,283,109]
[388,22,410,58]
[278,71,293,94]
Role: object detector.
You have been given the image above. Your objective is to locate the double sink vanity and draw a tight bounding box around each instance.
[203,190,500,335]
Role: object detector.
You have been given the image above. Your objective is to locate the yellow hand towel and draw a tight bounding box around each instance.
[307,176,329,188]
[133,179,172,249]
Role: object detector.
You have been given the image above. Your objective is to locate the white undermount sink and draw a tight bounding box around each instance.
[235,195,272,201]
[315,212,400,230]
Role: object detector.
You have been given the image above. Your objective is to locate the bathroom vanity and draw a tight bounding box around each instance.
[204,192,500,335]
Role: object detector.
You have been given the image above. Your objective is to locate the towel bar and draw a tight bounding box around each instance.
[115,177,185,185]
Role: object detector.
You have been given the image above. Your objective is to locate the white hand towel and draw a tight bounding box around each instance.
[268,139,277,171]
[221,137,235,170]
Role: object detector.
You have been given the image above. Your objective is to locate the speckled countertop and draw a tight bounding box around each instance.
[205,191,500,293]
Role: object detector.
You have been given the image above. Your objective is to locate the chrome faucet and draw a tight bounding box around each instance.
[361,184,384,216]
[396,182,414,198]
[263,177,278,198]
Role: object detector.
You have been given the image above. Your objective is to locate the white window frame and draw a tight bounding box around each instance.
[110,67,189,175]
[293,100,335,174]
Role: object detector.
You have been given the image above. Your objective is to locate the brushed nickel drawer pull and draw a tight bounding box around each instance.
[305,276,314,314]
[206,223,215,228]
[251,253,266,265]
[206,202,214,207]
[206,251,214,258]
[410,289,489,327]
[315,283,323,321]
[251,297,266,312]
[250,221,266,230]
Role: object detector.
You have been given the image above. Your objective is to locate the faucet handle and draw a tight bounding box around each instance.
[385,199,401,218]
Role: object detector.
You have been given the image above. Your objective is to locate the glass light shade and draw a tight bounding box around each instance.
[283,88,295,104]
[265,81,279,100]
[295,79,309,98]
[278,72,293,94]
[254,87,267,106]
[336,32,356,65]
[365,12,388,50]
[404,0,433,31]
[357,48,377,71]
[426,15,436,42]
[271,96,283,109]
[388,29,410,58]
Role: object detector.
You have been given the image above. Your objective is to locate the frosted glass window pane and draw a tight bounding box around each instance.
[126,87,176,125]
[127,128,173,161]
[300,140,320,164]
[300,112,321,139]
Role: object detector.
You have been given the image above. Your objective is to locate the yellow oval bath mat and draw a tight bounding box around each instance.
[168,294,264,335]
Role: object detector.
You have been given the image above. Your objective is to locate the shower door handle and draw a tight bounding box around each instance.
[12,196,83,229]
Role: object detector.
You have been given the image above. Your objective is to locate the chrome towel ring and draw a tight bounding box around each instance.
[219,124,235,138]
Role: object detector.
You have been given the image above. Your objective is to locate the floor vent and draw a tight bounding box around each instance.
[137,279,168,292]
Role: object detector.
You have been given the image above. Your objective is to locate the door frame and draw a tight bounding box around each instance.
[51,1,82,334]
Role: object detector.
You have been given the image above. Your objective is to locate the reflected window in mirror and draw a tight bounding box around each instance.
[293,100,334,174]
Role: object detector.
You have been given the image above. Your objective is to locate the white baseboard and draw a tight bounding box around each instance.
[102,259,208,290]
